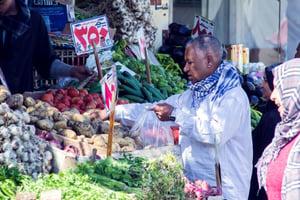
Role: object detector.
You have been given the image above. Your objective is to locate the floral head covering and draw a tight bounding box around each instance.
[256,58,300,190]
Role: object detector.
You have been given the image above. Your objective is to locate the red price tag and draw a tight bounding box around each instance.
[71,15,113,55]
[100,66,117,112]
[192,16,214,38]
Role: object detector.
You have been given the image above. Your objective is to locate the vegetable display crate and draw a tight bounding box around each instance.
[49,133,107,173]
[49,131,182,173]
[33,48,88,91]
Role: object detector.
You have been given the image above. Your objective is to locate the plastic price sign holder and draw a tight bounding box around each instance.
[100,65,117,157]
[70,14,113,80]
[137,27,151,84]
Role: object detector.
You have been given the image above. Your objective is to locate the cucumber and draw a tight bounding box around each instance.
[141,86,154,103]
[123,94,146,103]
[143,82,164,100]
[119,84,144,98]
[122,78,142,91]
[122,71,142,88]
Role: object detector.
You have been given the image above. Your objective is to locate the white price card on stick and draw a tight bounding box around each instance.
[137,27,147,59]
[100,65,117,113]
[192,16,214,38]
[70,14,113,55]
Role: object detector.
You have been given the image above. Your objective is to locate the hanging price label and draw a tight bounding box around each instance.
[100,65,117,112]
[192,16,214,38]
[137,27,147,59]
[70,14,113,55]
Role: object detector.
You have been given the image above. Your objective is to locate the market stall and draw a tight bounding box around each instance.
[0,1,266,200]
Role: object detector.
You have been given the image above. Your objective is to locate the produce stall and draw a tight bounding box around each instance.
[0,1,264,200]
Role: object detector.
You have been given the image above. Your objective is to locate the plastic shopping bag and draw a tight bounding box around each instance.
[129,110,174,147]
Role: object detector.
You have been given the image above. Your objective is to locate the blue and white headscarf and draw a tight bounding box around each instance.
[189,61,241,108]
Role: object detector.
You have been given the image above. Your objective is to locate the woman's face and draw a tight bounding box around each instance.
[260,73,272,100]
[270,82,283,117]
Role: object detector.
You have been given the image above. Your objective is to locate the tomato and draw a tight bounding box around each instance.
[67,87,79,97]
[84,94,94,103]
[56,88,66,96]
[117,99,129,105]
[91,93,101,99]
[79,89,88,96]
[86,102,97,109]
[56,102,67,112]
[40,93,54,103]
[96,103,105,109]
[47,89,56,95]
[61,98,70,107]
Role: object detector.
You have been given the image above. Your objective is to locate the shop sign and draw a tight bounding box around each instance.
[70,15,113,55]
[192,16,214,38]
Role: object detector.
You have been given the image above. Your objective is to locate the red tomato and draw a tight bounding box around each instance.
[56,102,67,112]
[40,93,54,103]
[117,99,129,105]
[79,89,88,96]
[47,89,56,95]
[67,88,79,97]
[84,94,94,103]
[70,104,80,111]
[86,102,97,109]
[56,88,66,96]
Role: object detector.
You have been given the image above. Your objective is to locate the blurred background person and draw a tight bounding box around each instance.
[249,63,281,200]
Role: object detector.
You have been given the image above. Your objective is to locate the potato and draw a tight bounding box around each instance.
[36,119,54,131]
[61,129,77,139]
[6,93,24,109]
[24,96,36,107]
[53,111,64,121]
[112,143,121,152]
[53,120,67,130]
[72,113,89,123]
[46,106,59,117]
[113,137,129,147]
[0,85,11,103]
[121,145,136,152]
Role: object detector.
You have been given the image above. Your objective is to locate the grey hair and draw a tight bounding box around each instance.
[186,35,223,63]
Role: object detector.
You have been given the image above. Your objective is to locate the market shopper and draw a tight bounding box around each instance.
[0,0,94,94]
[256,58,300,200]
[93,35,253,199]
[249,63,281,200]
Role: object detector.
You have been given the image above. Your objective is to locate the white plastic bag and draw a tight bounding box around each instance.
[129,110,174,147]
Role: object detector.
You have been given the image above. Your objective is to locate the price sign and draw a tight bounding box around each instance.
[100,65,117,112]
[70,14,113,55]
[137,27,147,59]
[192,16,214,38]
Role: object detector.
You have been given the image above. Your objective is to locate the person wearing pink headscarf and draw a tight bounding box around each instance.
[256,58,300,200]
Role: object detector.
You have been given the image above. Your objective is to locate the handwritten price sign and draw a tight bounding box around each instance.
[192,16,214,38]
[100,65,117,112]
[70,14,113,55]
[137,27,146,59]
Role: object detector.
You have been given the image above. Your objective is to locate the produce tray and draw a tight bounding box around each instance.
[49,133,107,173]
[49,132,182,172]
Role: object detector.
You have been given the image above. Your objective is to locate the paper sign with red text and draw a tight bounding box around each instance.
[70,14,113,55]
[192,16,214,38]
[137,27,147,59]
[100,65,117,112]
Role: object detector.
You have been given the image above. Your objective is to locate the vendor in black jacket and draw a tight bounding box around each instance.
[0,0,93,94]
[249,63,281,200]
